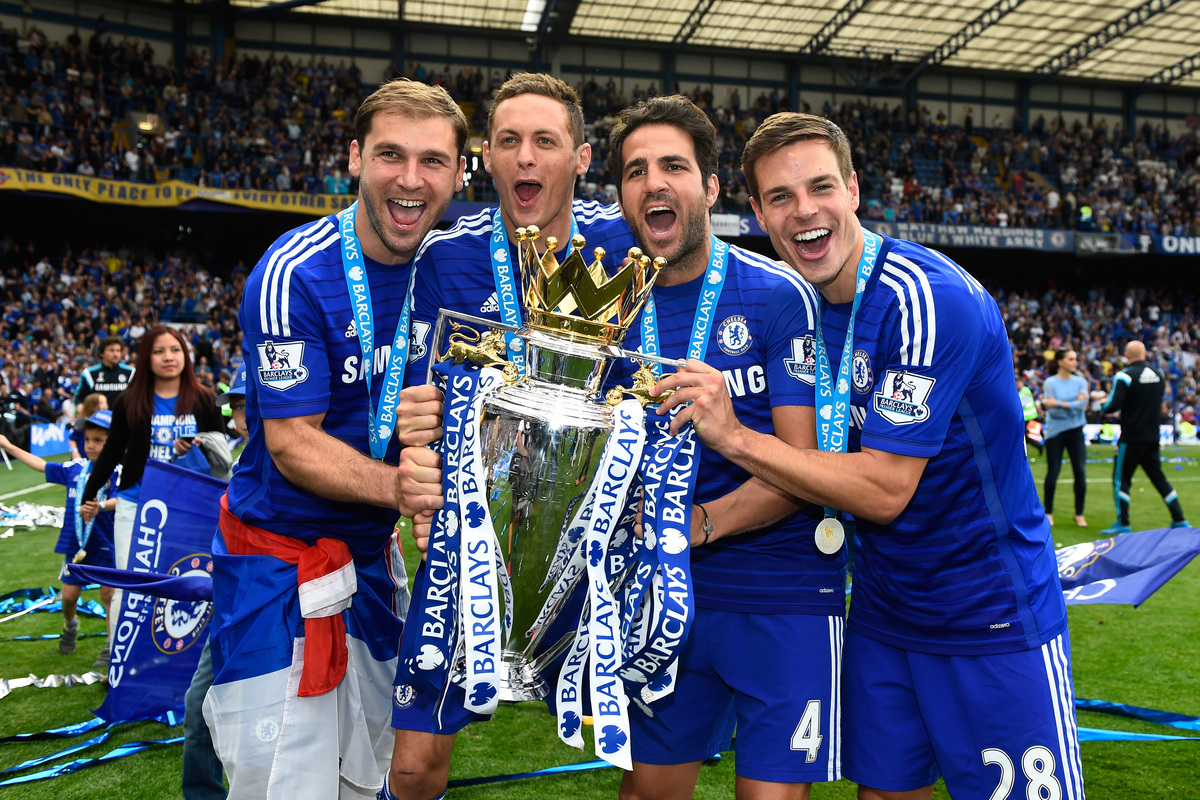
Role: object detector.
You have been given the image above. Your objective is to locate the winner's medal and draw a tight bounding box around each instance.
[812,231,882,558]
[815,517,844,554]
[72,549,87,564]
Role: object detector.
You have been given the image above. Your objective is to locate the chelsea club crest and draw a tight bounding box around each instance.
[394,684,417,710]
[851,349,873,394]
[717,315,752,356]
[152,554,214,654]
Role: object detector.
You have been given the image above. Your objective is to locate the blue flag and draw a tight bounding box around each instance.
[1057,527,1200,606]
[93,461,227,722]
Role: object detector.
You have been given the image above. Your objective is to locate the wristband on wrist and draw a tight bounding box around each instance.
[696,503,713,545]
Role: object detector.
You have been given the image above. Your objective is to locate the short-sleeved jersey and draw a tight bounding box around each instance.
[45,460,118,555]
[609,244,845,615]
[405,201,639,383]
[150,394,197,464]
[226,214,409,558]
[797,236,1066,655]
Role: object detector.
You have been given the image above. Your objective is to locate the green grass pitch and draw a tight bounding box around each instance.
[0,448,1196,798]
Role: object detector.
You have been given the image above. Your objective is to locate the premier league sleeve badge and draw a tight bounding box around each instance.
[256,340,310,390]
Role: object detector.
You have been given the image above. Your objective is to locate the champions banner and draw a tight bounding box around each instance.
[862,220,1075,252]
[1057,527,1200,606]
[93,460,227,722]
[0,168,354,216]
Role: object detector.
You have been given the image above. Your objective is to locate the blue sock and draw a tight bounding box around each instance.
[377,773,446,800]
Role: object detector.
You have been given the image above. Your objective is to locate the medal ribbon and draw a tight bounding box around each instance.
[338,202,414,460]
[813,230,882,521]
[72,462,105,556]
[640,235,729,375]
[490,209,580,379]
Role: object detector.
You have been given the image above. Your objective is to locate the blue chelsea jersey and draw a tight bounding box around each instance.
[405,201,639,384]
[800,236,1066,655]
[610,244,846,615]
[226,214,410,558]
[46,460,118,556]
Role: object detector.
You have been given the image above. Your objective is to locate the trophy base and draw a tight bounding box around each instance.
[497,653,548,702]
[451,652,548,702]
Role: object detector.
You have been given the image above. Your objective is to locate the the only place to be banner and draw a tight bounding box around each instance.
[0,168,355,215]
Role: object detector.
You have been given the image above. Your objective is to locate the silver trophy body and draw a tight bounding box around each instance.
[476,328,615,700]
[430,228,666,702]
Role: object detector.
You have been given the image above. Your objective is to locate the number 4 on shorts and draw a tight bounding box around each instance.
[789,700,823,763]
[983,746,1062,800]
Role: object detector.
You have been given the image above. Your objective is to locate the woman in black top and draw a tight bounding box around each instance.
[80,325,225,667]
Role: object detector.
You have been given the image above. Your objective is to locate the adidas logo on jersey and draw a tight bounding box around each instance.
[480,292,499,314]
[1138,367,1160,384]
[346,320,357,339]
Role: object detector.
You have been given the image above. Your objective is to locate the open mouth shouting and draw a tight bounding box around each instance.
[513,180,543,209]
[793,227,833,260]
[644,204,678,239]
[387,198,426,230]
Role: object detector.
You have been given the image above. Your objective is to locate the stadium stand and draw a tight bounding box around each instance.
[3,20,1198,236]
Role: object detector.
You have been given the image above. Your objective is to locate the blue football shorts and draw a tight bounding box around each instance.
[629,606,844,783]
[842,628,1085,798]
[59,545,116,587]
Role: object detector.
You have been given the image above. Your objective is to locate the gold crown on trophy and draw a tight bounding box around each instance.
[516,226,664,345]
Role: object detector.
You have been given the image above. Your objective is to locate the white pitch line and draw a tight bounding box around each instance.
[0,484,58,501]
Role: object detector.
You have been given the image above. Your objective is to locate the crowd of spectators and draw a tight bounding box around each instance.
[2,217,1198,434]
[4,21,1200,235]
[0,234,244,423]
[1000,285,1200,427]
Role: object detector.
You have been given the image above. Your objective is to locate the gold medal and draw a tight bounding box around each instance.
[72,549,87,564]
[815,518,845,555]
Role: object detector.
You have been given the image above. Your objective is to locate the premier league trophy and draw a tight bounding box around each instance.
[399,227,693,769]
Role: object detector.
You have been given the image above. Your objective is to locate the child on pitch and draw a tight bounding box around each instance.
[0,409,119,661]
[68,393,108,460]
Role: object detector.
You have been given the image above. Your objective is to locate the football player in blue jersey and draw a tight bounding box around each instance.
[386,73,639,800]
[654,113,1085,800]
[606,96,844,800]
[203,80,467,800]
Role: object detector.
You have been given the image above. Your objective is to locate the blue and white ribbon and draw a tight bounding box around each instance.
[554,400,646,769]
[489,210,580,379]
[338,202,414,460]
[397,360,476,695]
[619,412,698,704]
[72,462,105,557]
[639,234,729,376]
[813,230,881,522]
[458,367,507,714]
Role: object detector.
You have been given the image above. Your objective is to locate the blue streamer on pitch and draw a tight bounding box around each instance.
[0,736,184,785]
[0,717,105,743]
[1076,698,1200,731]
[0,732,111,773]
[447,758,612,788]
[1078,728,1199,742]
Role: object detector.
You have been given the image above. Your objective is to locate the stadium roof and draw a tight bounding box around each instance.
[228,0,1200,88]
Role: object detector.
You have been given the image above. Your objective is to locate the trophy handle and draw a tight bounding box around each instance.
[605,361,676,407]
[428,308,522,385]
